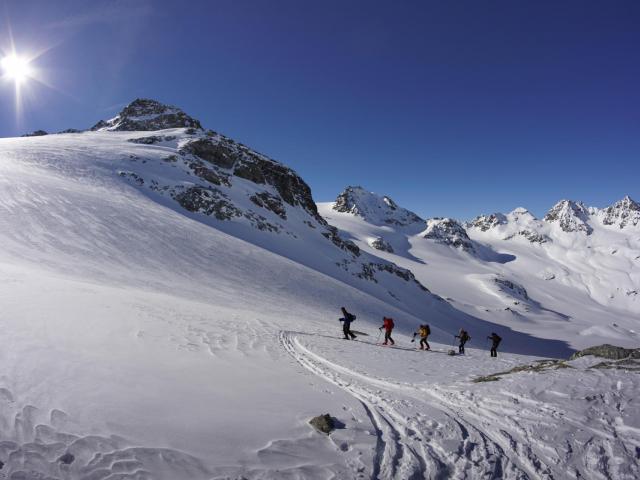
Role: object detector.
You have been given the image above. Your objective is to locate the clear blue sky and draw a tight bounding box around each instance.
[1,0,638,219]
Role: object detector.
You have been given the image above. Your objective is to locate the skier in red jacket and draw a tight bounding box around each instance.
[379,317,395,345]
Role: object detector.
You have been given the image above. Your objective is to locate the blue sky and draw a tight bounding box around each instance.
[1,0,638,219]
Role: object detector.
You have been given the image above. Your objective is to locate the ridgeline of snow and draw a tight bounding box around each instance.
[0,100,637,478]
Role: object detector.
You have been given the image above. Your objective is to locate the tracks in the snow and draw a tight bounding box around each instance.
[280,331,429,479]
[279,331,538,480]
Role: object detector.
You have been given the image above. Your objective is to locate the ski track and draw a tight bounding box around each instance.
[280,331,640,480]
[280,331,533,480]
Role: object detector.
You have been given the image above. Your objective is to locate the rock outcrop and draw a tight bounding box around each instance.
[370,237,394,253]
[309,414,335,435]
[467,213,507,232]
[570,344,640,361]
[91,98,202,131]
[423,218,475,252]
[494,277,529,301]
[21,130,48,137]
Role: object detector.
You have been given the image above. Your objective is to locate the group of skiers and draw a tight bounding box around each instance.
[339,307,503,357]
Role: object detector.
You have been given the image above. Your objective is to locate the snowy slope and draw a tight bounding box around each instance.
[0,101,637,478]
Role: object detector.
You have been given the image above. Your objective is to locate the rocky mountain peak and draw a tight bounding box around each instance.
[467,212,508,231]
[333,186,424,227]
[422,218,475,252]
[543,200,592,234]
[91,98,202,132]
[601,195,640,229]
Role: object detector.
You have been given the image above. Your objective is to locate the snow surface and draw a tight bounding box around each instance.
[0,131,637,478]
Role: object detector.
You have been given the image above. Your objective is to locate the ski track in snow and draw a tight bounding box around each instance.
[280,331,527,479]
[280,331,640,480]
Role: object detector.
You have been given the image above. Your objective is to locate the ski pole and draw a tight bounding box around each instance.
[375,329,382,344]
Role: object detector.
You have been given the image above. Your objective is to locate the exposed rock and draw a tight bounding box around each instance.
[173,187,242,221]
[91,98,202,131]
[21,130,48,137]
[543,200,592,234]
[188,160,231,186]
[322,226,360,256]
[333,186,424,226]
[474,359,571,383]
[590,358,640,371]
[357,262,429,292]
[180,138,237,169]
[128,135,176,145]
[570,344,640,361]
[600,195,640,229]
[181,136,321,220]
[117,171,144,186]
[503,229,550,244]
[250,192,287,219]
[467,213,507,231]
[309,414,335,435]
[370,237,394,253]
[423,218,475,252]
[58,128,82,134]
[58,452,75,465]
[494,277,529,300]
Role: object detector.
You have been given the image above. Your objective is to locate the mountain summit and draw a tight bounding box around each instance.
[543,200,592,234]
[333,186,424,227]
[600,195,640,229]
[91,98,203,131]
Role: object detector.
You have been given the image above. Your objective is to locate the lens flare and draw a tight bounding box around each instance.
[1,54,32,84]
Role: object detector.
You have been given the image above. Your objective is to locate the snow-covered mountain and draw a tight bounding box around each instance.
[84,100,439,313]
[333,185,424,227]
[0,100,637,479]
[321,188,640,349]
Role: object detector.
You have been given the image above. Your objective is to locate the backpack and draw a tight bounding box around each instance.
[347,313,356,322]
[384,318,394,329]
[425,325,430,335]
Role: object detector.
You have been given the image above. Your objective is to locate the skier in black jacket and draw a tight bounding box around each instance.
[455,328,470,354]
[339,307,357,340]
[488,332,502,357]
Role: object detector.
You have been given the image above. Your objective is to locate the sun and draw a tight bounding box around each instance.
[1,54,32,84]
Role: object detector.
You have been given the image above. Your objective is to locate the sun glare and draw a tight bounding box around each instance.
[1,54,32,84]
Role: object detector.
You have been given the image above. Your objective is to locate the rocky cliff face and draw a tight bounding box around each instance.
[467,213,507,232]
[543,200,592,234]
[92,98,202,132]
[333,186,424,227]
[423,218,475,252]
[599,196,640,229]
